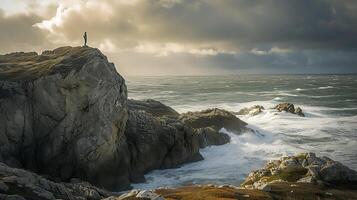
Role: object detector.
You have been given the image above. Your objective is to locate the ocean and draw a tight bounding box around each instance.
[125,74,357,189]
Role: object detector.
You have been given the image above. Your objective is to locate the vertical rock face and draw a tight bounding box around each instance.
[0,46,129,189]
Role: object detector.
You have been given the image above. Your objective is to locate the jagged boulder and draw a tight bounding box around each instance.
[0,162,112,200]
[0,46,129,190]
[241,152,357,190]
[274,103,305,117]
[128,99,179,117]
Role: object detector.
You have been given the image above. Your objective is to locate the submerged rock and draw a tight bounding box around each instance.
[274,103,305,117]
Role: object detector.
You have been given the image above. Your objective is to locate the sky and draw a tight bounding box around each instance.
[1,0,357,76]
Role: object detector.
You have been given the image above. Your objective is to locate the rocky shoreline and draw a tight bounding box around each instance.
[115,152,357,200]
[1,46,356,199]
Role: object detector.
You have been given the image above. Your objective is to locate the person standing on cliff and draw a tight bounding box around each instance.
[83,32,87,47]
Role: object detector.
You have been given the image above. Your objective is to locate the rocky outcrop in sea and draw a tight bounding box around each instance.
[274,102,305,117]
[236,103,305,117]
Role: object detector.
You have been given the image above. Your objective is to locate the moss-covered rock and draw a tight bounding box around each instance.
[241,152,357,190]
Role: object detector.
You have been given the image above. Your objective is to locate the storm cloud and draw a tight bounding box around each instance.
[1,0,357,75]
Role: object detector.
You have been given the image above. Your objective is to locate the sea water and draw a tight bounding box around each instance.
[125,74,357,189]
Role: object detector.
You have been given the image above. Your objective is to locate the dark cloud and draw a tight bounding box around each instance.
[1,0,357,75]
[139,0,357,50]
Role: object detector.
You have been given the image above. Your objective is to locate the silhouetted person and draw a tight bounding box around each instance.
[83,32,87,46]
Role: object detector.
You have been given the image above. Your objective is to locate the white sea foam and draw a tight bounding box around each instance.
[132,100,357,190]
[132,127,297,190]
[296,88,304,91]
[318,86,334,89]
[272,97,283,101]
[127,75,357,190]
[277,92,299,97]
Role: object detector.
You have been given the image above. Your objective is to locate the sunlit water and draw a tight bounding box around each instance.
[125,75,357,189]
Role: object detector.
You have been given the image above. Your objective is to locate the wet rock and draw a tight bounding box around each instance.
[236,105,264,116]
[195,127,230,148]
[179,108,248,133]
[295,107,304,117]
[274,103,305,117]
[179,108,248,148]
[128,100,234,149]
[125,110,202,183]
[128,99,179,117]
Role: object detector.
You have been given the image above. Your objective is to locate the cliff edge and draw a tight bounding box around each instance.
[0,46,129,190]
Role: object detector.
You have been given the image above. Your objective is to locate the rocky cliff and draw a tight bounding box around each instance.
[0,46,248,192]
[0,46,129,190]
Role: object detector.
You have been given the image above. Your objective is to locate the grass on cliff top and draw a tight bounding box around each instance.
[0,46,95,81]
[155,185,272,200]
[264,167,308,183]
[152,183,357,200]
